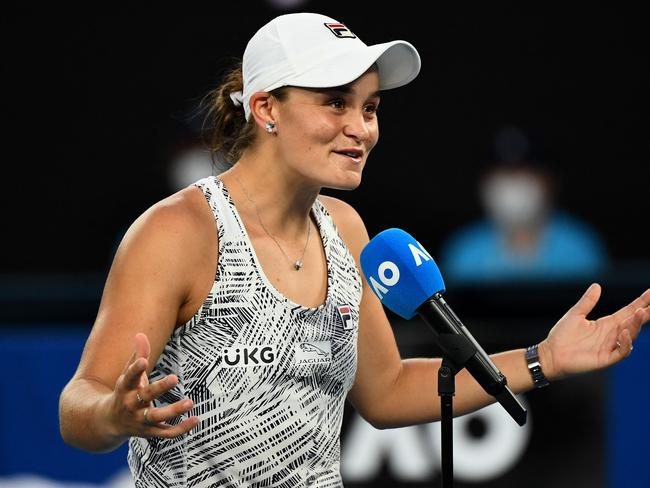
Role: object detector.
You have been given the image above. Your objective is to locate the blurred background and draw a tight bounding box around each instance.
[1,3,648,487]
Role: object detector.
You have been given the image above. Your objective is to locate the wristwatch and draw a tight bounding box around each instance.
[526,344,550,389]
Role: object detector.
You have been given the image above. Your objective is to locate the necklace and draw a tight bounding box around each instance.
[232,172,311,271]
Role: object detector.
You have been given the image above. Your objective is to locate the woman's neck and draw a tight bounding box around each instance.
[220,153,319,241]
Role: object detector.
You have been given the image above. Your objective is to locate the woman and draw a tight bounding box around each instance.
[59,12,649,487]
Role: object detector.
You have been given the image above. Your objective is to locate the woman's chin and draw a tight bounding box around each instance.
[326,174,363,191]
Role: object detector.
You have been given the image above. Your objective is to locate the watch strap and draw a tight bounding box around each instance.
[526,344,550,388]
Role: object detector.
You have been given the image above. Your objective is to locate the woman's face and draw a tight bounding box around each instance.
[272,69,380,191]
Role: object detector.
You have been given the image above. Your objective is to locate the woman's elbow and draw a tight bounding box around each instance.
[58,387,80,447]
[351,400,399,430]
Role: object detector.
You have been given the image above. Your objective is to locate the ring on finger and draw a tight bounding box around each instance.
[136,392,147,407]
[143,408,154,426]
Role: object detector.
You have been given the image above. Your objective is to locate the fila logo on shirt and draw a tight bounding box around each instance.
[221,344,276,368]
[337,304,354,330]
[324,23,356,39]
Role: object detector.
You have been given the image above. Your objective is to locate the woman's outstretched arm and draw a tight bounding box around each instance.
[59,189,212,451]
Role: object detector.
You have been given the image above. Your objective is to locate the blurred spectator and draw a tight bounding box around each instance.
[440,126,608,284]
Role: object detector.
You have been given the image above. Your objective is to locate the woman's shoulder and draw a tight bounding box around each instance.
[115,185,217,270]
[317,195,364,228]
[317,195,369,256]
[134,186,213,238]
[91,185,218,341]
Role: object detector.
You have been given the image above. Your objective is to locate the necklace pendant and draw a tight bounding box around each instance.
[294,260,303,271]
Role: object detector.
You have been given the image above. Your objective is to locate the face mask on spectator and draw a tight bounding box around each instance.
[481,173,548,229]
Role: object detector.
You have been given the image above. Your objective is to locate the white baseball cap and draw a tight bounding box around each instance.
[230,12,421,120]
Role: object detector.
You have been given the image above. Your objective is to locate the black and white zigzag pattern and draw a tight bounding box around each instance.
[128,176,362,487]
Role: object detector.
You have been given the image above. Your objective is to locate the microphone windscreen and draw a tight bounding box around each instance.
[360,228,445,319]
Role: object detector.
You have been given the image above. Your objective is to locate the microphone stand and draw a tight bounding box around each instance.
[436,334,476,488]
[418,294,527,488]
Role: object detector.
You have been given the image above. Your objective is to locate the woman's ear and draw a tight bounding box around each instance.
[249,92,277,133]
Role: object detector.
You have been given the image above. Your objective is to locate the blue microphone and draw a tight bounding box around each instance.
[360,228,526,426]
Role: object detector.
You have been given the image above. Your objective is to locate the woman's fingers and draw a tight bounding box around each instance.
[613,329,634,359]
[613,288,650,323]
[134,374,179,406]
[116,334,153,393]
[134,333,151,362]
[117,334,201,440]
[145,415,200,439]
[108,333,198,441]
[139,399,197,433]
[144,399,194,424]
[569,283,601,317]
[629,306,650,337]
[615,305,650,344]
[122,356,149,392]
[117,355,147,393]
[607,307,648,365]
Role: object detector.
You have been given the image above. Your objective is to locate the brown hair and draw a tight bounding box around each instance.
[203,63,288,166]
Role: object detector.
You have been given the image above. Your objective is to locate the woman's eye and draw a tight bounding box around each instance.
[364,104,378,115]
[328,99,345,109]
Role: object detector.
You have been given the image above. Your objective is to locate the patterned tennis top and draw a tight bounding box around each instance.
[128,176,362,487]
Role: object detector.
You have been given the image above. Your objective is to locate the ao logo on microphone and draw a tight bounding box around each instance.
[368,241,432,300]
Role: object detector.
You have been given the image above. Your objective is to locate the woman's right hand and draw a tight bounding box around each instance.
[105,332,200,440]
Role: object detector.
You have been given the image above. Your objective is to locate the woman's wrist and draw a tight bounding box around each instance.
[60,379,127,452]
[83,379,129,451]
[98,392,122,441]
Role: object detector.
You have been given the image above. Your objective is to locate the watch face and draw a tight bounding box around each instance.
[526,345,539,361]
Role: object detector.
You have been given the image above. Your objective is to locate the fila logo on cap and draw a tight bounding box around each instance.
[324,23,356,39]
[337,304,354,330]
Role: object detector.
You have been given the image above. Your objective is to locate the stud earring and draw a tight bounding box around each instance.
[265,121,276,134]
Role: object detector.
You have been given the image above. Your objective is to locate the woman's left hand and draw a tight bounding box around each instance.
[538,283,650,380]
